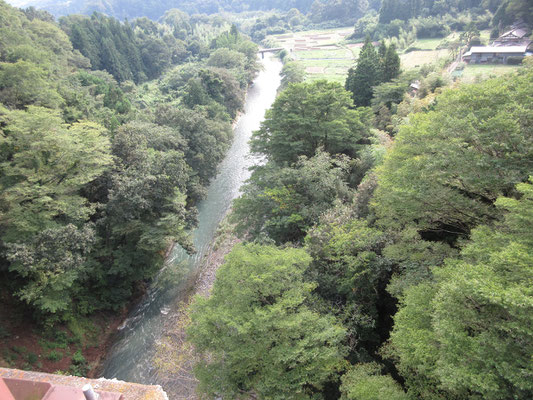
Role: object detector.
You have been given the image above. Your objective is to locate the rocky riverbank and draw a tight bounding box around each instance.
[152,220,240,399]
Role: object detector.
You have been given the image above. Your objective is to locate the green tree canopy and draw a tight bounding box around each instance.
[340,363,407,400]
[0,106,112,241]
[232,150,353,244]
[382,43,400,82]
[280,61,306,90]
[305,207,395,356]
[374,68,533,244]
[251,80,372,165]
[6,224,96,316]
[187,243,347,399]
[386,178,533,399]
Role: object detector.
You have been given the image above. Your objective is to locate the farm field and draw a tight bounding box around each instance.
[400,49,450,69]
[267,28,459,83]
[458,64,524,82]
[410,37,443,50]
[267,28,519,84]
[267,27,358,83]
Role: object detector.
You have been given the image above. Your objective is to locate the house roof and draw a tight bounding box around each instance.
[500,28,529,39]
[468,45,528,54]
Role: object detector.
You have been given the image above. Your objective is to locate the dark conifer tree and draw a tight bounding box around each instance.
[383,43,401,81]
[345,36,382,107]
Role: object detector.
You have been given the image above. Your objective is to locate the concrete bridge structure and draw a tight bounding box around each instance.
[258,48,285,58]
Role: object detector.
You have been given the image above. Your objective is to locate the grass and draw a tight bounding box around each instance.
[297,58,354,83]
[293,48,353,60]
[400,49,450,69]
[297,58,354,68]
[38,338,68,351]
[410,38,443,50]
[2,348,18,365]
[11,345,28,355]
[459,64,523,82]
[479,29,492,43]
[306,73,346,84]
[268,27,356,83]
[67,317,100,348]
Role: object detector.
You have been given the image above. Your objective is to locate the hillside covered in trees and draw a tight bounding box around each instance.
[0,0,532,398]
[0,0,259,329]
[184,1,533,397]
[188,60,533,400]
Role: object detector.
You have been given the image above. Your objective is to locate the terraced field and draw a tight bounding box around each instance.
[267,27,358,84]
[267,28,523,84]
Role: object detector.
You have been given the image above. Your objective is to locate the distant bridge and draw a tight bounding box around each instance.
[258,48,285,58]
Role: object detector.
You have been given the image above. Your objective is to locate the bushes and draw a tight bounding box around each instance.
[69,350,88,376]
[46,350,63,362]
[507,56,524,65]
[410,17,450,38]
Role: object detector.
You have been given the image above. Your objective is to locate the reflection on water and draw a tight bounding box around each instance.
[101,55,282,393]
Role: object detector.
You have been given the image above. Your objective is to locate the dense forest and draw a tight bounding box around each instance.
[9,0,369,22]
[0,0,259,326]
[1,0,532,398]
[184,1,533,399]
[13,0,533,38]
[188,62,533,399]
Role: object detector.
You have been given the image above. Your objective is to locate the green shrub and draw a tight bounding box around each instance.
[71,350,86,365]
[25,352,38,364]
[2,349,18,364]
[0,326,10,339]
[69,350,88,376]
[11,345,28,355]
[507,56,524,65]
[69,363,88,377]
[54,330,69,346]
[46,350,63,362]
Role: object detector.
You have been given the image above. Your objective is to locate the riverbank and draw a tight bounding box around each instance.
[152,219,240,399]
[0,285,145,377]
[99,54,282,387]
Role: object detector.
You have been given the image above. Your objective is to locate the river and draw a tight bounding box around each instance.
[101,54,282,395]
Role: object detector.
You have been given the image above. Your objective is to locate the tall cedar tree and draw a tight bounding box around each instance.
[383,43,401,82]
[345,38,400,108]
[345,37,382,107]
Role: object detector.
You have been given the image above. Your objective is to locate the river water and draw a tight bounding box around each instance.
[101,55,282,393]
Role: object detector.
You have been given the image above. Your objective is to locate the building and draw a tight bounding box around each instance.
[462,44,532,64]
[462,22,532,65]
[493,27,531,46]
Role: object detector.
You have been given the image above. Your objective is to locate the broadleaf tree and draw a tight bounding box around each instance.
[187,244,348,399]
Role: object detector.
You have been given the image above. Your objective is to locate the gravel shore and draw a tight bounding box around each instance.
[153,224,240,399]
